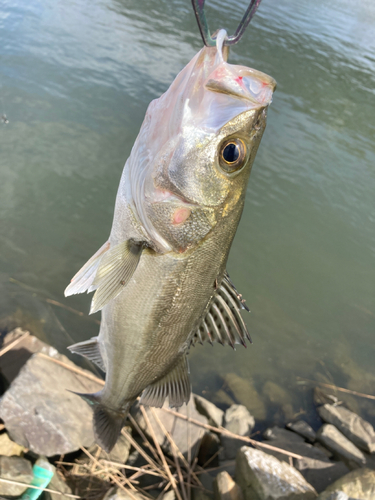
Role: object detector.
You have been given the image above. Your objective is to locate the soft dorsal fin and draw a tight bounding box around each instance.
[90,240,144,314]
[64,241,110,297]
[191,272,251,349]
[140,356,191,409]
[68,336,106,372]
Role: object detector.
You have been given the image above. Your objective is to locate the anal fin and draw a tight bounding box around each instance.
[90,240,144,314]
[140,356,191,409]
[68,337,106,372]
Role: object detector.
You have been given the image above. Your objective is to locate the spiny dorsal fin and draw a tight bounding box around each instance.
[90,240,144,314]
[68,337,106,372]
[191,271,251,349]
[64,241,110,297]
[140,356,191,409]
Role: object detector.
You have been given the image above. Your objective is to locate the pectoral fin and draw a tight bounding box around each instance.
[191,271,251,348]
[140,356,191,409]
[64,241,110,297]
[68,337,106,372]
[90,241,144,314]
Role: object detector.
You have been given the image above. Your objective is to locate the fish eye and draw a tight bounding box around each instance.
[219,138,247,173]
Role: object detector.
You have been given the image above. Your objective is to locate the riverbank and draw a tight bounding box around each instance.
[0,328,375,499]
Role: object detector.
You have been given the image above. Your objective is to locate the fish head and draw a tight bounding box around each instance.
[129,31,276,253]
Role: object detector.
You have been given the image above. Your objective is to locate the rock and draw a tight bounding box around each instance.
[222,405,255,460]
[263,427,305,443]
[89,427,132,464]
[213,470,243,500]
[0,455,33,497]
[316,424,366,467]
[295,458,350,493]
[131,396,208,458]
[263,381,292,406]
[316,468,375,499]
[317,405,375,454]
[236,446,317,499]
[0,432,25,456]
[45,470,73,500]
[198,432,220,467]
[103,487,145,500]
[262,426,328,464]
[212,389,236,408]
[194,394,224,427]
[313,443,333,459]
[162,491,176,500]
[314,387,341,407]
[0,328,66,384]
[223,373,266,420]
[287,421,316,442]
[0,351,102,455]
[193,489,213,500]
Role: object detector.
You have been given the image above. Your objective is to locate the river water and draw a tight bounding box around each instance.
[0,0,374,426]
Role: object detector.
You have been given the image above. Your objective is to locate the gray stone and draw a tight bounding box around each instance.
[0,432,25,456]
[103,487,145,500]
[317,405,375,454]
[131,396,208,458]
[287,421,316,442]
[89,427,132,464]
[222,405,255,459]
[262,427,329,464]
[213,470,243,500]
[295,458,350,493]
[0,351,102,455]
[194,394,224,428]
[314,387,340,407]
[223,373,266,420]
[317,468,375,500]
[236,446,317,499]
[263,381,292,406]
[198,432,220,467]
[264,427,306,443]
[316,424,366,468]
[0,455,33,497]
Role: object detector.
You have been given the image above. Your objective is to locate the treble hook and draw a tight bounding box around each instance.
[191,0,262,47]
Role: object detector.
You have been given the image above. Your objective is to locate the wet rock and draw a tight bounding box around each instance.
[313,387,359,416]
[313,443,333,459]
[236,446,317,499]
[103,486,145,500]
[263,381,292,406]
[0,432,25,456]
[198,432,220,467]
[213,470,243,500]
[222,405,255,460]
[317,405,375,454]
[316,468,375,500]
[316,424,366,467]
[45,469,73,500]
[194,394,224,427]
[295,458,350,493]
[262,426,328,464]
[131,396,208,458]
[287,421,316,442]
[223,373,266,420]
[0,455,33,497]
[0,351,102,455]
[263,427,305,443]
[212,389,236,408]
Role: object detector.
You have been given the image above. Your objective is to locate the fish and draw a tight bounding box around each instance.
[64,29,276,452]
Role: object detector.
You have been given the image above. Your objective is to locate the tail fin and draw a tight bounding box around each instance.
[74,392,127,453]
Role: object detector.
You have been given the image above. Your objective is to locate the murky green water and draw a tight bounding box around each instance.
[1,0,374,427]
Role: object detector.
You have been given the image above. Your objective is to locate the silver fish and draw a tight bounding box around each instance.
[65,30,276,452]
